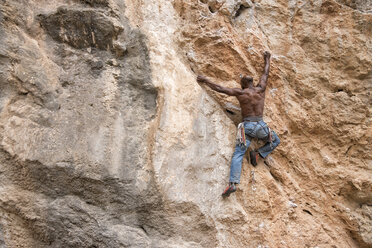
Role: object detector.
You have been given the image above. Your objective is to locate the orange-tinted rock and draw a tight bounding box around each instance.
[0,0,371,247]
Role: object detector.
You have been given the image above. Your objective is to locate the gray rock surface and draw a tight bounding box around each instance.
[0,0,371,247]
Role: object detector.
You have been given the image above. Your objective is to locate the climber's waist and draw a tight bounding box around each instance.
[243,116,263,122]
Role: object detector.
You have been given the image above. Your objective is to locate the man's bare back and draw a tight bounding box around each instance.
[197,51,271,119]
[236,87,265,118]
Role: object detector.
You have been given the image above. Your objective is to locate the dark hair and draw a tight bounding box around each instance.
[241,76,253,84]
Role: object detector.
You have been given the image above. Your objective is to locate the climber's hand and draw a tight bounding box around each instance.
[264,51,271,60]
[197,75,208,84]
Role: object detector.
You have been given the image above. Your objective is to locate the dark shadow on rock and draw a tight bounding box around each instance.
[38,8,122,51]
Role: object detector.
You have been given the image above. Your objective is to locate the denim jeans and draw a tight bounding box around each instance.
[229,120,280,184]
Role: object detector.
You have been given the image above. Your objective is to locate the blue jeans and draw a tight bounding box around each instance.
[229,121,280,184]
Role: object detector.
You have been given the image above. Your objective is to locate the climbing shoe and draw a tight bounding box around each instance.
[250,150,259,166]
[222,184,236,197]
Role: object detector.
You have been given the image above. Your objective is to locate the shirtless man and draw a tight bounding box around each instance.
[196,51,280,197]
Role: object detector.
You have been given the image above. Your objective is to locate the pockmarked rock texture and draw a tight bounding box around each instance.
[0,0,371,247]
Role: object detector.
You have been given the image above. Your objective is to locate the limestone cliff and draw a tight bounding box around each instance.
[0,0,371,247]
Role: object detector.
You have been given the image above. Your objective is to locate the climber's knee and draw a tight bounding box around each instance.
[272,131,280,147]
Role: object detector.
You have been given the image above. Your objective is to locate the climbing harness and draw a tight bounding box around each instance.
[256,122,274,148]
[237,119,275,148]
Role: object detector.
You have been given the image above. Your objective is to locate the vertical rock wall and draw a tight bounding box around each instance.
[0,0,371,247]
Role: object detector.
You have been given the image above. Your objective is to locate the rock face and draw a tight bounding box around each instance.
[0,0,371,247]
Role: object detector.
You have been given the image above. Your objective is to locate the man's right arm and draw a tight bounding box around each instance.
[258,51,271,92]
[197,75,243,96]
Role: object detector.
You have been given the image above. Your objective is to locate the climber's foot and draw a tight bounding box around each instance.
[222,183,236,197]
[250,150,259,166]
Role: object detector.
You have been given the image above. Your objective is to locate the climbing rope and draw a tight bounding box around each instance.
[251,170,256,191]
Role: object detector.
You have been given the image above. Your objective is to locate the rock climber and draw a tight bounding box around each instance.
[196,51,280,197]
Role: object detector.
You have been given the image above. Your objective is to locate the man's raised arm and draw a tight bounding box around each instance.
[258,51,271,91]
[197,75,243,96]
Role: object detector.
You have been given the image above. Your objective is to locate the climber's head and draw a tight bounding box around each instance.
[240,75,253,89]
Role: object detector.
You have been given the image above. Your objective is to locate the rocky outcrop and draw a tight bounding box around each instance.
[0,0,371,247]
